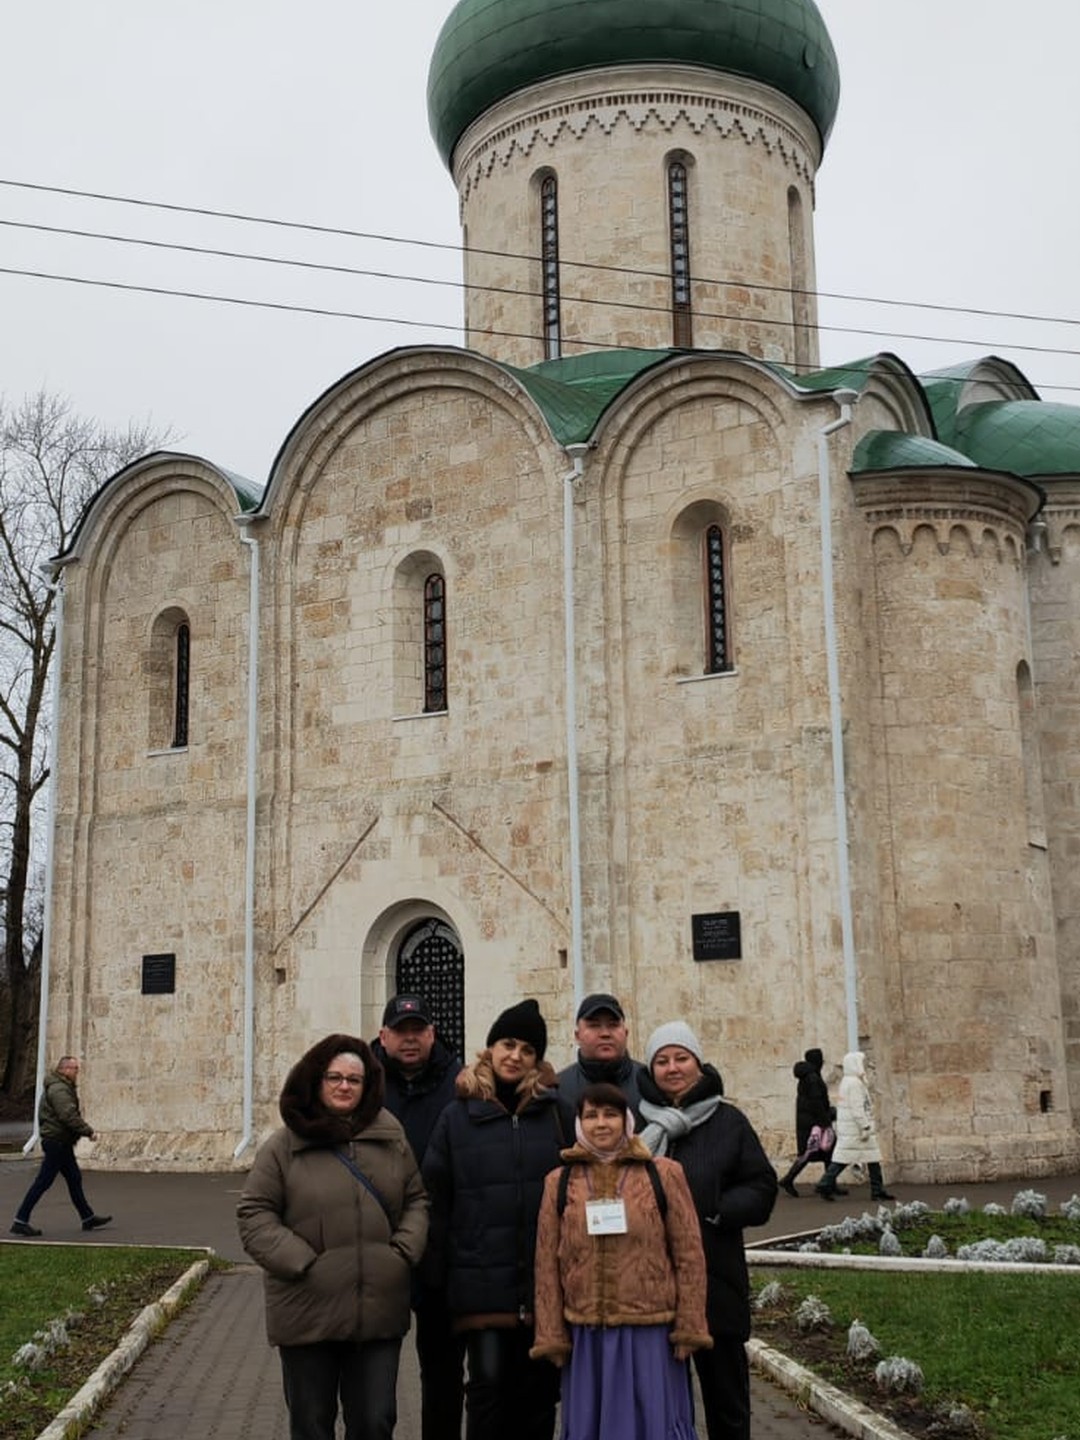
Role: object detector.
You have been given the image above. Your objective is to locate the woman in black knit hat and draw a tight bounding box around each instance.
[423,998,572,1440]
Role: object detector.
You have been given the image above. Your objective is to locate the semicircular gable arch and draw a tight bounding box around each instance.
[54,452,256,576]
[261,345,561,538]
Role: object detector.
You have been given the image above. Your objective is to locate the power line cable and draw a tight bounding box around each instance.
[2,176,1077,335]
[6,218,1079,368]
[2,262,1079,396]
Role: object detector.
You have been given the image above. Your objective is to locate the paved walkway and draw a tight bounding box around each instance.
[4,1150,1079,1438]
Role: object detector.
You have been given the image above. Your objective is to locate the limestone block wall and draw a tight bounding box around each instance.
[49,465,253,1167]
[853,472,1077,1179]
[251,358,575,1128]
[453,66,822,369]
[567,362,854,1151]
[1028,483,1080,1124]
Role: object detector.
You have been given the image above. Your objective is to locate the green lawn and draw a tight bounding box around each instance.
[1,1244,205,1440]
[752,1266,1080,1440]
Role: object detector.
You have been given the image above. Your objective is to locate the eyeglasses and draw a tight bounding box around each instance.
[323,1072,364,1087]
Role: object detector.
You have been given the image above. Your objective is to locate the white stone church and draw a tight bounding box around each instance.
[41,0,1080,1177]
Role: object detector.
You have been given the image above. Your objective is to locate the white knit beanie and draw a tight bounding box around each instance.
[645,1021,704,1070]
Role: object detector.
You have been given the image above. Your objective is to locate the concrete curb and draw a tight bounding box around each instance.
[748,1339,915,1440]
[33,1257,211,1440]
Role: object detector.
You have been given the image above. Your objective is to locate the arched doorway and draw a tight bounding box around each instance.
[395,918,465,1062]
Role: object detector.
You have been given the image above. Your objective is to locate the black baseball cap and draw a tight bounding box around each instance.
[382,995,434,1028]
[575,993,625,1022]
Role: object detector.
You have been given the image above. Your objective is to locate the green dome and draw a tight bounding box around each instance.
[428,0,841,166]
[950,402,1080,479]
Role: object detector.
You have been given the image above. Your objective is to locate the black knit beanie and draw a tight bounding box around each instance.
[486,997,547,1063]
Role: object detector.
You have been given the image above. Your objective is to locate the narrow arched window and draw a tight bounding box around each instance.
[424,574,447,712]
[172,623,190,747]
[704,526,729,673]
[668,160,693,348]
[540,174,561,360]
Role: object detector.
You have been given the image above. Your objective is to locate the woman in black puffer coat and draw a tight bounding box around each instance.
[777,1047,836,1197]
[638,1022,777,1440]
[422,999,572,1440]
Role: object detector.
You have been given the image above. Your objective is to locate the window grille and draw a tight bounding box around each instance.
[396,919,465,1062]
[704,526,730,672]
[541,175,561,360]
[173,623,190,747]
[668,161,693,348]
[424,574,447,712]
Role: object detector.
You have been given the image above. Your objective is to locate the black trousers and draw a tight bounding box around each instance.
[278,1336,400,1440]
[818,1159,889,1196]
[693,1337,751,1440]
[16,1138,93,1223]
[415,1294,466,1440]
[464,1327,558,1440]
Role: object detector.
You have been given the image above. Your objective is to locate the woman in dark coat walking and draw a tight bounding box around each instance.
[422,998,572,1440]
[777,1048,836,1197]
[638,1022,777,1440]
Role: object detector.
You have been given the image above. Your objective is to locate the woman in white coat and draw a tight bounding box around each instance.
[815,1051,895,1201]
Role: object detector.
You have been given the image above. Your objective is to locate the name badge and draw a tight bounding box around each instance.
[585,1199,628,1235]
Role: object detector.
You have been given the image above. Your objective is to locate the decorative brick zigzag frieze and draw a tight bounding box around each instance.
[457,94,815,205]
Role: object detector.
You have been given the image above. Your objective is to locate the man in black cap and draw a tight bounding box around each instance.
[373,995,463,1440]
[555,991,643,1119]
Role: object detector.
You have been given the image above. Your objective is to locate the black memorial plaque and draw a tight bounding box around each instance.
[141,952,176,995]
[691,911,742,962]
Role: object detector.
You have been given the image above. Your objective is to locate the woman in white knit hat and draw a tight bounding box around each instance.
[637,1022,777,1440]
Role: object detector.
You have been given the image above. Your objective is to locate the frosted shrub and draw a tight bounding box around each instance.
[930,1402,979,1435]
[890,1200,930,1229]
[1052,1244,1080,1266]
[754,1281,787,1311]
[797,1240,821,1253]
[846,1319,880,1361]
[874,1355,924,1394]
[923,1234,949,1259]
[1011,1188,1048,1219]
[1060,1194,1080,1222]
[982,1202,1006,1217]
[878,1228,902,1257]
[795,1295,832,1333]
[12,1342,48,1372]
[942,1196,969,1215]
[957,1236,1048,1263]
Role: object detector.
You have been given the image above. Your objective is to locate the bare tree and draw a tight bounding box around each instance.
[0,392,171,1099]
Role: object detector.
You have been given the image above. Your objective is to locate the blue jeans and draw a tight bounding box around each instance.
[279,1336,400,1440]
[16,1138,93,1223]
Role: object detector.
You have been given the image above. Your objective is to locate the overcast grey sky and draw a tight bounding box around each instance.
[2,1,1077,482]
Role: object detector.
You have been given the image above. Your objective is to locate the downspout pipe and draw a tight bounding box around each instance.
[817,390,860,1054]
[562,444,589,1016]
[233,521,260,1160]
[24,567,66,1154]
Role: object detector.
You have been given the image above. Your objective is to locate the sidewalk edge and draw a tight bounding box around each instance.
[747,1338,917,1440]
[33,1257,212,1440]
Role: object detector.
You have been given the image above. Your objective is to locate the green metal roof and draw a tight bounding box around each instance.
[852,431,977,475]
[949,402,1080,478]
[499,348,675,444]
[428,0,840,166]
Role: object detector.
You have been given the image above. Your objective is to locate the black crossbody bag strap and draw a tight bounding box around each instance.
[333,1149,395,1226]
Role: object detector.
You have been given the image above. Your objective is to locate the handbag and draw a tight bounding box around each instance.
[805,1124,835,1158]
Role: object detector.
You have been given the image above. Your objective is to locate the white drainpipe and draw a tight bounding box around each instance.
[562,445,589,1015]
[817,391,860,1053]
[233,523,260,1160]
[24,568,66,1154]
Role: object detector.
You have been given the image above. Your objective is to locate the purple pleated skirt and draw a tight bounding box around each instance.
[559,1324,698,1440]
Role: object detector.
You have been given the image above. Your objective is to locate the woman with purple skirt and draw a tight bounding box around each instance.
[531,1083,711,1440]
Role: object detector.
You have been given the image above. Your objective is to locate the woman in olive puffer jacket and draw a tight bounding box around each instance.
[238,1032,428,1440]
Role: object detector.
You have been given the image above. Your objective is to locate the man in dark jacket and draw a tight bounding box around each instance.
[555,991,643,1120]
[372,995,463,1440]
[11,1056,111,1236]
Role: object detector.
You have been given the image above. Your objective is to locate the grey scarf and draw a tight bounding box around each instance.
[639,1094,724,1156]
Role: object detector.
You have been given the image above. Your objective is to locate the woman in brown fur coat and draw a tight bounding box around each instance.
[532,1083,711,1440]
[422,998,573,1440]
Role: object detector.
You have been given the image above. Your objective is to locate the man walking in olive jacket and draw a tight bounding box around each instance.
[11,1056,111,1237]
